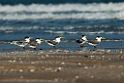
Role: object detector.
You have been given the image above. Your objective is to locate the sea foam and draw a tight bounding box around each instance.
[0,3,124,20]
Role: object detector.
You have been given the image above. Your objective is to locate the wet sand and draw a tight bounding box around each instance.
[0,50,124,83]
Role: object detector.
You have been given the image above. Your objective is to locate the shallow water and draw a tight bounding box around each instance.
[0,3,124,51]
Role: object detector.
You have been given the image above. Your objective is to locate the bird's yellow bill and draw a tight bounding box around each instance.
[40,38,45,40]
[102,37,106,40]
[60,36,64,38]
[30,37,33,39]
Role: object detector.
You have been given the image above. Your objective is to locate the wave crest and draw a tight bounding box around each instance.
[0,3,124,20]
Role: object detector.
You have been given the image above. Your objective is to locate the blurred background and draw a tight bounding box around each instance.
[0,0,123,5]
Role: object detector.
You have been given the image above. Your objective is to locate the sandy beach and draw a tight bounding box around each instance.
[0,50,124,83]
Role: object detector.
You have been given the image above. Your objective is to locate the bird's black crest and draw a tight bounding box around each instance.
[36,38,40,39]
[96,36,100,38]
[55,36,60,38]
[82,35,85,37]
[25,36,29,38]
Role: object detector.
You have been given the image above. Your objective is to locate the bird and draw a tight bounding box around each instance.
[9,36,32,49]
[76,35,88,47]
[87,36,106,48]
[27,38,44,50]
[45,36,64,48]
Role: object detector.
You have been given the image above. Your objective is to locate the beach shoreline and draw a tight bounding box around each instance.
[0,51,124,83]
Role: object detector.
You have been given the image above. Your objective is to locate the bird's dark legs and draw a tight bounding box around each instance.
[34,48,43,51]
[23,47,25,49]
[34,48,36,51]
[92,46,96,51]
[80,45,84,47]
[40,48,42,50]
[53,46,56,48]
[94,46,96,48]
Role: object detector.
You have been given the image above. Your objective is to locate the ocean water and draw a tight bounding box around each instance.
[0,1,124,52]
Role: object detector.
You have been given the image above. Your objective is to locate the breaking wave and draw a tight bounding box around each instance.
[0,26,124,35]
[0,3,124,20]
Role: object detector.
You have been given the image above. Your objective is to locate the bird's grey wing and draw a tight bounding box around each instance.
[87,39,99,44]
[28,41,38,46]
[11,40,24,45]
[47,40,58,45]
[76,39,83,43]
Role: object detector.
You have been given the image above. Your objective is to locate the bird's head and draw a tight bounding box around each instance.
[82,35,87,41]
[55,36,64,39]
